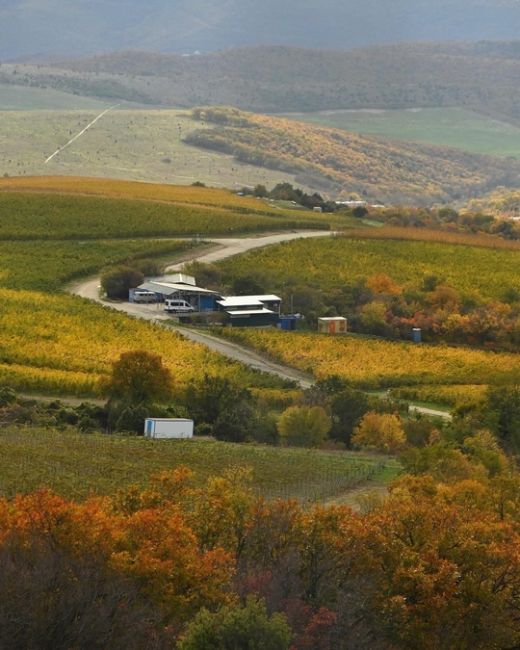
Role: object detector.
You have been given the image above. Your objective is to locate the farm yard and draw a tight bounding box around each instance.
[0,179,332,395]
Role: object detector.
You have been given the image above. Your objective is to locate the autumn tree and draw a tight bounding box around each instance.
[102,351,172,405]
[278,405,331,448]
[0,534,170,650]
[102,351,173,432]
[352,412,405,453]
[366,273,402,296]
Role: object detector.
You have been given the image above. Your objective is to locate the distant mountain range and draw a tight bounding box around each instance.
[2,0,520,60]
[4,42,520,123]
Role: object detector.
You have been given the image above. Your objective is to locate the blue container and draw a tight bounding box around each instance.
[279,316,297,331]
[412,328,422,343]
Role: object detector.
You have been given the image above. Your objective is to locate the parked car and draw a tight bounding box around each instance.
[133,290,157,303]
[164,298,195,313]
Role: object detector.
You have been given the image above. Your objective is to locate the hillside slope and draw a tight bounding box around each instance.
[4,42,520,123]
[184,108,520,204]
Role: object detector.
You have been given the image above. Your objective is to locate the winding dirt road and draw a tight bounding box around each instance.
[70,230,451,419]
[71,231,330,388]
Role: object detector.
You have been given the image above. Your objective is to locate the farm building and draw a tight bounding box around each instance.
[318,317,348,334]
[217,294,281,327]
[218,295,282,313]
[144,418,194,439]
[133,273,221,311]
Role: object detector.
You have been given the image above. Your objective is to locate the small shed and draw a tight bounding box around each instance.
[318,317,347,335]
[144,418,194,439]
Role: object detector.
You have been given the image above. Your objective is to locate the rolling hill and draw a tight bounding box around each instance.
[3,42,520,124]
[183,107,520,204]
[2,0,520,59]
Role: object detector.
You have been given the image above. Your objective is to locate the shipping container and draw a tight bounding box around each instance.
[144,418,194,439]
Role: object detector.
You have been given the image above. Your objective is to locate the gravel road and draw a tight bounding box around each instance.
[69,229,452,419]
[70,231,330,388]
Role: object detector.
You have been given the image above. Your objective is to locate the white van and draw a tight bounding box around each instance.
[164,298,195,313]
[133,290,157,303]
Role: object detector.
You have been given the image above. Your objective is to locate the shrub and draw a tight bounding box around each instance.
[278,405,331,448]
[179,597,291,650]
[100,266,144,300]
[352,412,405,453]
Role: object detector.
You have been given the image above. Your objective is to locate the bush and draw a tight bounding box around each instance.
[352,412,406,454]
[179,597,291,650]
[100,266,144,300]
[278,405,331,448]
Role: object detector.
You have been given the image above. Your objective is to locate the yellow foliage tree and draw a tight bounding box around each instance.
[352,412,405,453]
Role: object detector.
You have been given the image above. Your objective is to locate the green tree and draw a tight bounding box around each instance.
[101,351,172,405]
[100,265,144,300]
[483,386,520,453]
[330,387,370,447]
[253,184,268,198]
[186,375,257,442]
[179,597,291,650]
[278,405,331,448]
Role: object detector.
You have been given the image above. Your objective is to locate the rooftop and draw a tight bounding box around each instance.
[218,294,281,308]
[226,308,277,316]
[139,281,218,296]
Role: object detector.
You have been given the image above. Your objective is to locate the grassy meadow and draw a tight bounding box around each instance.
[0,239,195,292]
[0,428,399,501]
[0,189,333,240]
[0,108,309,190]
[0,83,111,110]
[282,107,520,158]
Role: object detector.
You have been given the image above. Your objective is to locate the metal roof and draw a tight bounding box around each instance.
[226,308,276,316]
[139,281,218,296]
[218,295,281,308]
[318,317,347,322]
[159,273,196,286]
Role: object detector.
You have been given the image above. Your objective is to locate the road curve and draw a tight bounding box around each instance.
[70,230,330,388]
[69,230,452,419]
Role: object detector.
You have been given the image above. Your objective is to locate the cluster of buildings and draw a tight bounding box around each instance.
[130,273,283,327]
[130,272,349,332]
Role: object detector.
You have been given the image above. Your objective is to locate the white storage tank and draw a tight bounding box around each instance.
[144,418,194,439]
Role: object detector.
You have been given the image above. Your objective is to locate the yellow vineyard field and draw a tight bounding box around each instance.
[0,289,276,396]
[0,175,328,222]
[218,329,520,389]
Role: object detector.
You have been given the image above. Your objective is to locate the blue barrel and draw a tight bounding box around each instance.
[412,328,422,343]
